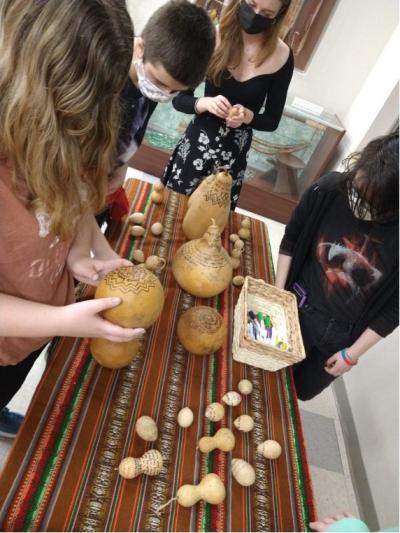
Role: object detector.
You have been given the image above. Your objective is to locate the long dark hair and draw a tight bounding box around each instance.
[341,132,399,222]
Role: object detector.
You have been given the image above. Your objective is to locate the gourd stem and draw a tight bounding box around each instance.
[156,496,177,513]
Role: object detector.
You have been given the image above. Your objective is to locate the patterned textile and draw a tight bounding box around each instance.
[0,179,315,532]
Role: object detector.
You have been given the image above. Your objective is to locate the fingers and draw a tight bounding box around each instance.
[309,521,325,532]
[216,95,232,114]
[94,258,133,276]
[101,323,146,343]
[90,297,122,313]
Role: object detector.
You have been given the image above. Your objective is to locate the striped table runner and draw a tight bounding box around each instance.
[0,179,315,532]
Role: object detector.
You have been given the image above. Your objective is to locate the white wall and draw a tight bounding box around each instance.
[126,0,167,35]
[289,0,399,121]
[343,330,399,529]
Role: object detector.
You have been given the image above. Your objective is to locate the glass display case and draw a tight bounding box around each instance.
[131,86,345,223]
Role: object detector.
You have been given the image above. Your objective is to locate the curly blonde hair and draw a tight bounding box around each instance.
[0,0,133,238]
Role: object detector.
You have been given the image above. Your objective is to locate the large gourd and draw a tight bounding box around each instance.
[177,306,226,355]
[183,169,232,239]
[90,266,164,368]
[172,220,232,298]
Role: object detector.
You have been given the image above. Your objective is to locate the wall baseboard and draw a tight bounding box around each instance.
[332,378,380,531]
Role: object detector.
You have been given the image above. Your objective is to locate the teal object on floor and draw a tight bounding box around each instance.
[326,517,398,532]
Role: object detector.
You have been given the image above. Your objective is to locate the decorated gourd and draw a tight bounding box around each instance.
[172,220,232,298]
[94,266,164,329]
[91,338,140,369]
[205,402,225,422]
[118,450,163,479]
[183,169,232,239]
[257,440,282,460]
[177,306,226,355]
[231,459,255,486]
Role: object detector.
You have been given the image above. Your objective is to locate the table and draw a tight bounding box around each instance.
[0,178,315,532]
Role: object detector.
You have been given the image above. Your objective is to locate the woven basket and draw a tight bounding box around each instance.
[232,276,305,371]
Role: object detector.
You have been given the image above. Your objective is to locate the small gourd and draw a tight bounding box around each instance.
[151,191,163,204]
[233,415,254,432]
[231,459,255,487]
[257,440,282,460]
[232,275,245,287]
[238,227,250,240]
[230,233,239,243]
[234,239,245,250]
[117,450,163,479]
[132,249,145,263]
[157,473,225,512]
[231,248,242,259]
[154,182,165,193]
[145,255,166,273]
[198,427,235,453]
[238,379,253,395]
[177,407,194,428]
[129,212,146,225]
[205,402,225,422]
[241,218,251,229]
[231,257,241,270]
[135,415,158,442]
[131,225,146,237]
[177,306,226,355]
[151,222,163,236]
[222,391,241,406]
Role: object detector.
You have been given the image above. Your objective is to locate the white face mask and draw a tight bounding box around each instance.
[134,58,178,103]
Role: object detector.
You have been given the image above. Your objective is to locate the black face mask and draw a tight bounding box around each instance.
[239,1,276,34]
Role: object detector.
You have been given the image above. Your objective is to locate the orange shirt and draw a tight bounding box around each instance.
[0,159,75,364]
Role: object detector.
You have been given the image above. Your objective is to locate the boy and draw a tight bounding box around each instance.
[276,133,399,401]
[105,0,216,222]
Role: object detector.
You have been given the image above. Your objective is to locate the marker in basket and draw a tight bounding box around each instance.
[248,310,260,340]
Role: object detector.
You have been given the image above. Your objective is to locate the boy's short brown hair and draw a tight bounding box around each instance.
[142,0,215,88]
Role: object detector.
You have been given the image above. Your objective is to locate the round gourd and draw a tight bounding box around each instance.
[177,306,226,355]
[177,407,194,428]
[145,255,166,273]
[257,440,282,459]
[136,416,158,441]
[172,220,232,298]
[238,379,253,395]
[90,338,140,368]
[95,266,164,329]
[238,227,250,240]
[151,222,163,236]
[234,239,244,250]
[205,402,225,422]
[241,217,251,229]
[231,459,255,487]
[132,249,145,263]
[231,257,241,270]
[222,391,242,406]
[232,276,245,287]
[151,191,163,204]
[231,248,242,259]
[131,225,145,237]
[230,233,239,243]
[233,414,254,432]
[129,212,145,225]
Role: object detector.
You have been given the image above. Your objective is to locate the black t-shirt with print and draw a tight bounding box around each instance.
[300,192,398,324]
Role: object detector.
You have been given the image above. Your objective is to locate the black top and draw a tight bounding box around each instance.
[117,78,157,165]
[299,193,397,324]
[280,173,399,340]
[173,48,294,132]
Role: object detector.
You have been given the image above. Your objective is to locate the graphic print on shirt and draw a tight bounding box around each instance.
[316,234,383,303]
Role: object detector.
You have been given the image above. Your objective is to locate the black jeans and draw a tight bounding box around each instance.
[0,346,45,411]
[293,305,353,401]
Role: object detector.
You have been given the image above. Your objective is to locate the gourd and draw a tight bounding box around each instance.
[238,227,250,240]
[238,379,253,395]
[198,427,235,453]
[228,106,241,120]
[205,402,225,422]
[232,275,245,287]
[182,168,232,239]
[231,248,242,259]
[117,450,163,479]
[229,233,239,243]
[231,257,241,270]
[157,473,225,512]
[132,249,145,263]
[233,415,254,432]
[131,225,145,237]
[177,407,194,428]
[177,306,226,355]
[94,266,164,329]
[231,459,255,487]
[151,191,163,204]
[172,220,232,298]
[91,266,164,368]
[91,337,141,369]
[129,212,146,225]
[151,222,163,236]
[257,440,282,459]
[222,391,242,406]
[233,239,244,251]
[241,218,251,229]
[154,182,165,193]
[145,255,166,273]
[135,415,158,441]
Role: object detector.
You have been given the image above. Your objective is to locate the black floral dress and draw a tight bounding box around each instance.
[161,49,294,210]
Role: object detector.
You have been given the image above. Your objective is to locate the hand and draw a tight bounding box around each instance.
[226,105,246,128]
[60,298,145,342]
[202,95,232,119]
[67,255,132,286]
[310,512,353,531]
[324,351,355,377]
